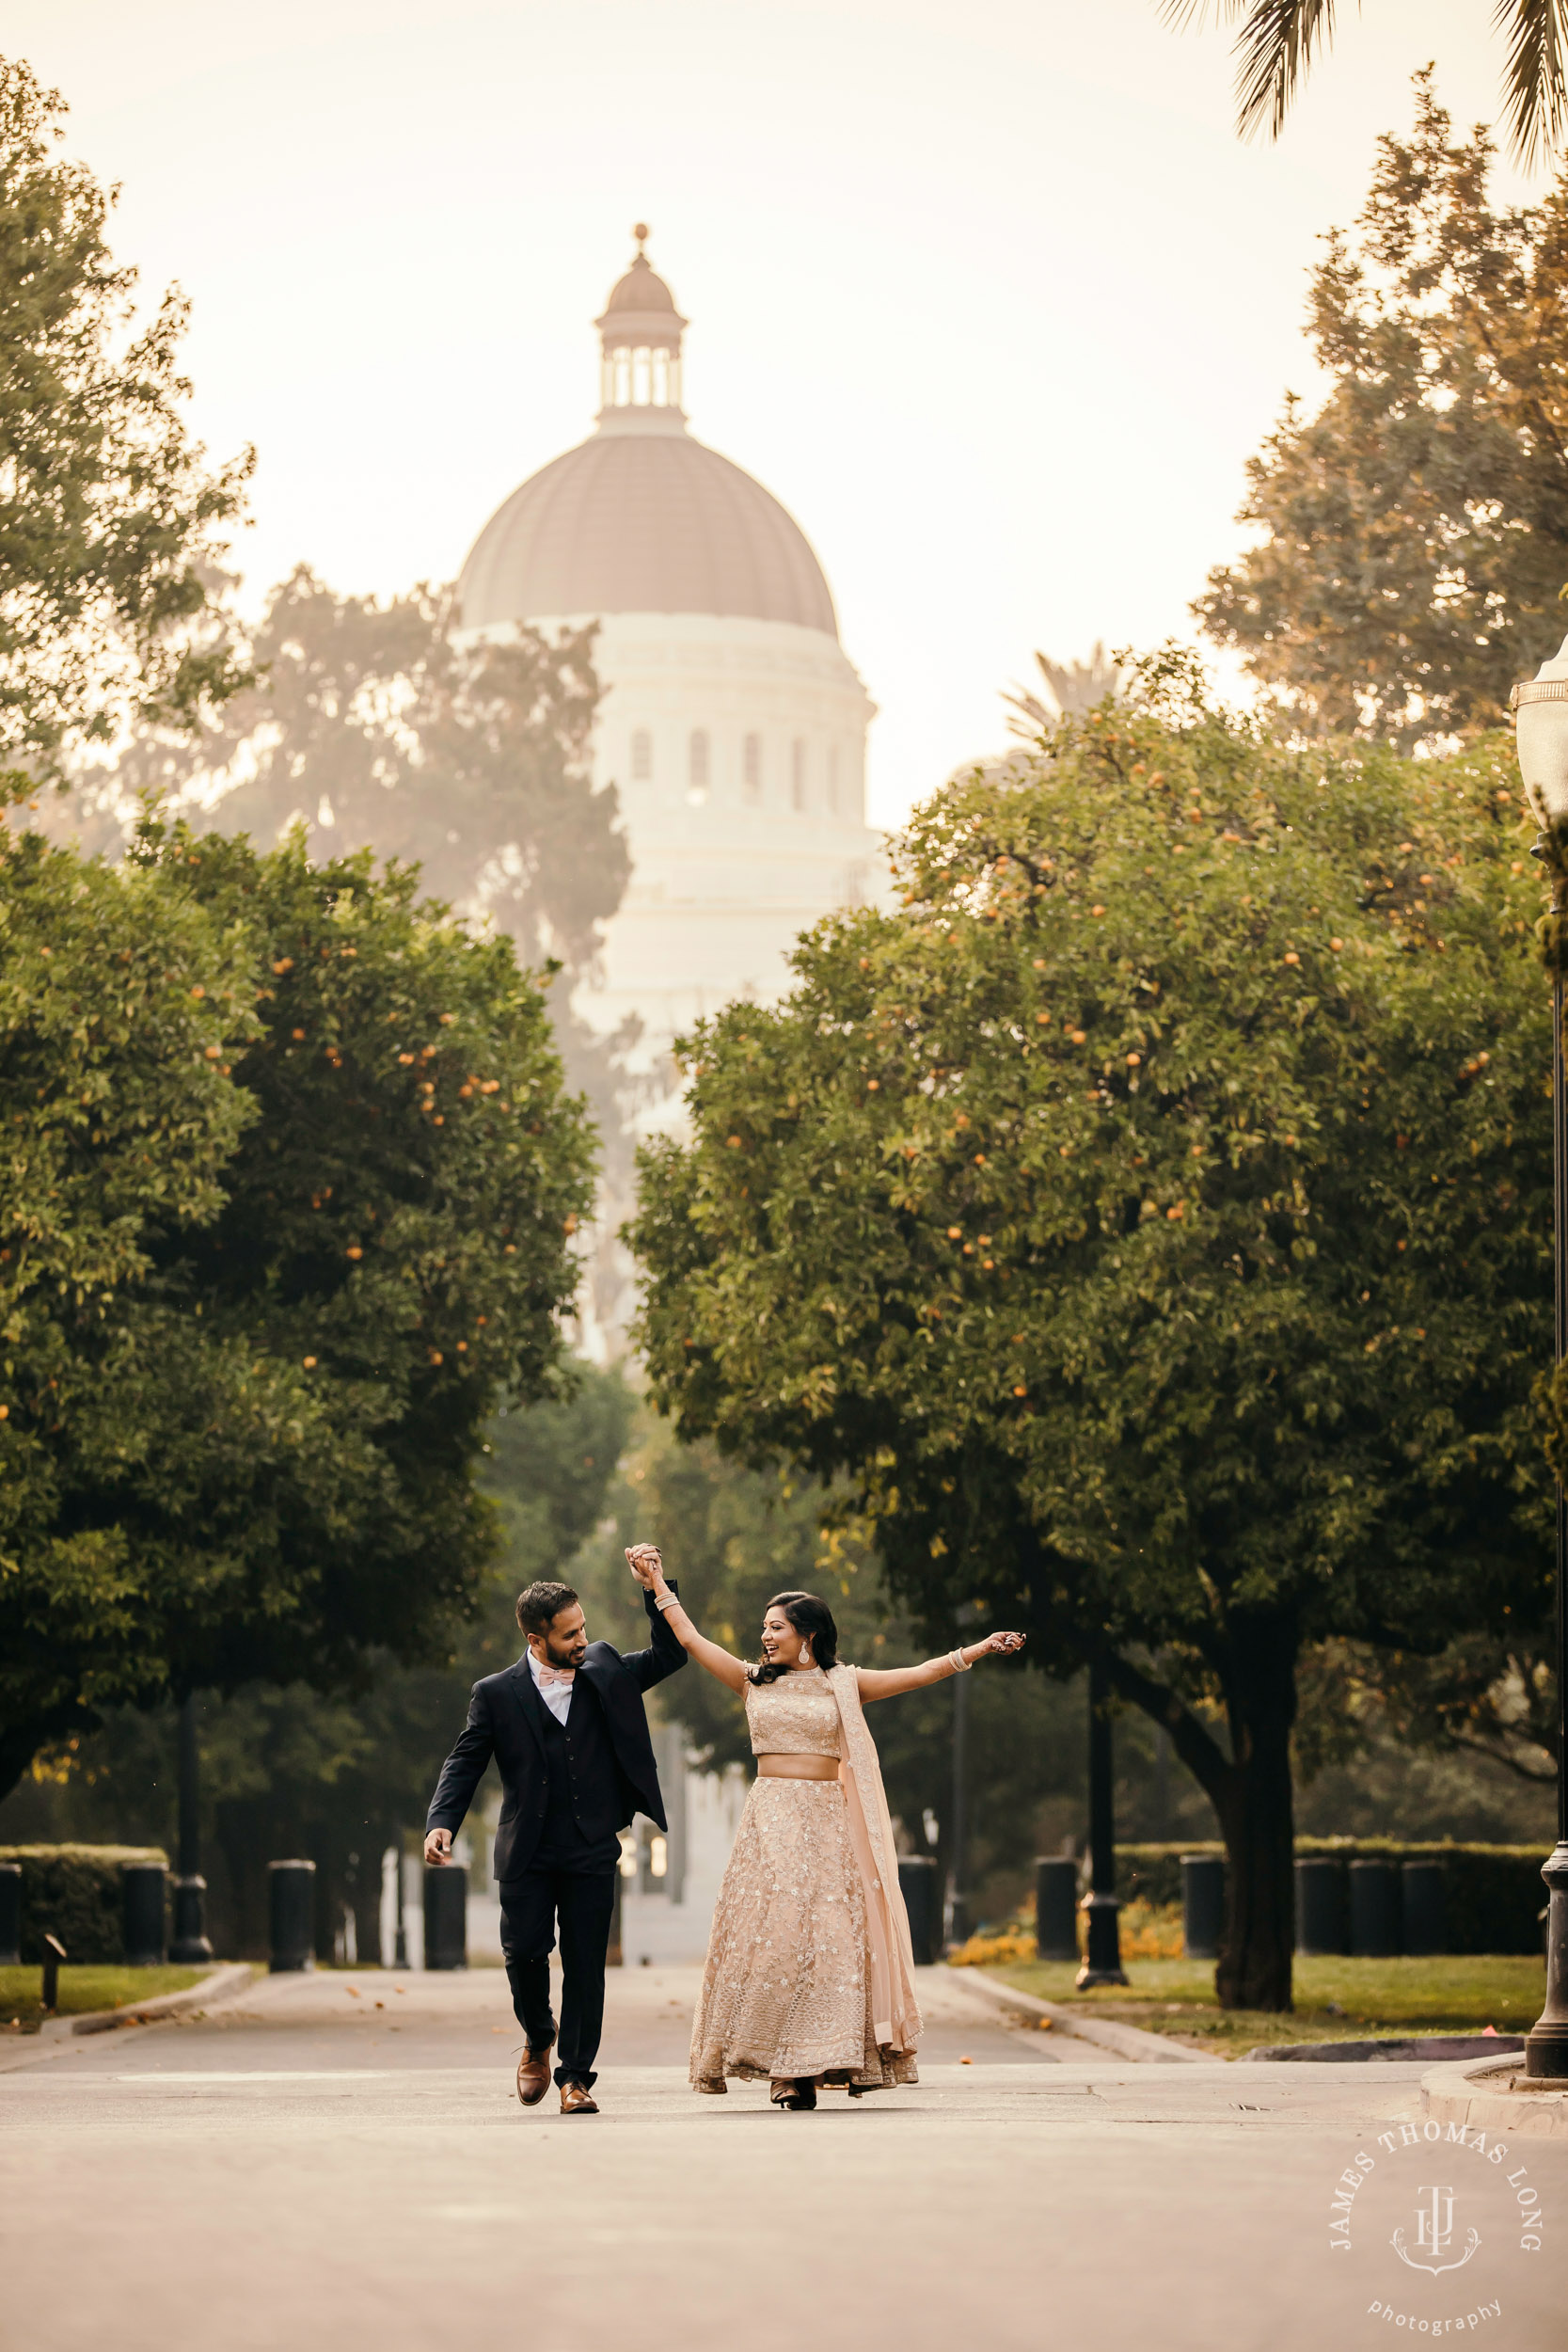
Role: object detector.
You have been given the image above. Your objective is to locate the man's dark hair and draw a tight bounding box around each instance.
[516,1580,580,1637]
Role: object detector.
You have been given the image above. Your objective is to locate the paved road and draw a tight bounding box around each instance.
[4,1965,1564,2352]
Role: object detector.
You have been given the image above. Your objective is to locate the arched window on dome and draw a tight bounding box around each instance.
[631,729,653,782]
[790,739,807,813]
[743,734,762,804]
[602,342,682,412]
[689,729,710,803]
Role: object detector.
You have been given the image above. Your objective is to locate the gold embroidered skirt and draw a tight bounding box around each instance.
[689,1776,918,2094]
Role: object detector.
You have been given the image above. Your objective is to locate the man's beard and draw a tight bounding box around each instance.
[543,1634,587,1668]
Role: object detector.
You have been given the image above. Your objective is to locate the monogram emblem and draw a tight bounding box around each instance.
[1390,2185,1481,2278]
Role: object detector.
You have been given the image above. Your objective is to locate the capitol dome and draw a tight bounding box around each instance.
[459,435,839,638]
[454,230,882,1110]
[459,229,837,639]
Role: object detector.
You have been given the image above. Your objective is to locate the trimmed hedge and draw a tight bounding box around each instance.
[0,1844,168,1965]
[1114,1840,1551,1956]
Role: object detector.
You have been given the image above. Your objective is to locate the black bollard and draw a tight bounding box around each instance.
[423,1862,467,1970]
[1402,1861,1448,1957]
[1035,1857,1081,1963]
[0,1862,20,1966]
[121,1864,167,1967]
[898,1857,940,1966]
[1294,1858,1347,1956]
[1180,1854,1227,1960]
[268,1860,317,1973]
[1349,1860,1401,1957]
[40,1930,65,2013]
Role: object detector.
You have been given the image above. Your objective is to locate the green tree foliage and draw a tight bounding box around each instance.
[1196,79,1568,749]
[77,566,640,1325]
[630,657,1553,2010]
[0,820,256,1794]
[0,56,250,779]
[1305,1626,1558,1796]
[153,567,624,978]
[0,813,595,1801]
[13,1366,639,1959]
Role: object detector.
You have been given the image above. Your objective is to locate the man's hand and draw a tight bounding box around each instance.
[424,1827,453,1867]
[626,1543,662,1590]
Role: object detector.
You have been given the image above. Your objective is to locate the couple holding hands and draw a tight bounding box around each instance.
[425,1543,1023,2113]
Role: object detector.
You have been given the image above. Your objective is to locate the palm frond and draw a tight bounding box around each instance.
[1002,645,1124,739]
[1230,0,1342,141]
[1157,2,1256,27]
[1494,0,1568,163]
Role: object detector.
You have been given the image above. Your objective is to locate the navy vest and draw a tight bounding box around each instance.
[536,1677,623,1862]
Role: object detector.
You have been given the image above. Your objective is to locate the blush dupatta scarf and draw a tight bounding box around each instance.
[825,1663,923,2058]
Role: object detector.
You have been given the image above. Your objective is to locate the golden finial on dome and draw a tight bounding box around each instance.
[633,222,650,255]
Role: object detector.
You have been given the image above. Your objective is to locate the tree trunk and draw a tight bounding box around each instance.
[1096,1613,1300,2012]
[1212,1616,1298,2012]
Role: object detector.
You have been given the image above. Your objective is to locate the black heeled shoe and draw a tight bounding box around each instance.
[769,2076,817,2110]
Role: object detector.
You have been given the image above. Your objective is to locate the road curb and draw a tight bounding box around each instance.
[68,1961,257,2036]
[947,1965,1225,2062]
[0,1963,256,2071]
[1421,2051,1568,2139]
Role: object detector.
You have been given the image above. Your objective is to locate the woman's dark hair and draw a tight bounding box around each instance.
[748,1590,839,1684]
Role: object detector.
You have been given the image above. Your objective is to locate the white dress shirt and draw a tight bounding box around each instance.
[529,1648,575,1726]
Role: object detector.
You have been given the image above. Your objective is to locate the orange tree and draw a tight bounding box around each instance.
[0,814,594,1800]
[630,658,1554,2010]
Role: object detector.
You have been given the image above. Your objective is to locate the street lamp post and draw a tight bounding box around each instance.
[168,1692,214,1964]
[1508,643,1568,2078]
[392,1836,409,1970]
[943,1664,972,1950]
[1077,1661,1128,1989]
[943,1602,981,1949]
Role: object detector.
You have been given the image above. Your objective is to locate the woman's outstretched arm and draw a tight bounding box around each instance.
[856,1629,1025,1704]
[625,1544,750,1693]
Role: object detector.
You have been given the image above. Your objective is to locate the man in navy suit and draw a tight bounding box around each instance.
[425,1570,686,2115]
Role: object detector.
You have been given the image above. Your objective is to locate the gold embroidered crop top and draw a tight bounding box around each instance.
[745,1667,842,1758]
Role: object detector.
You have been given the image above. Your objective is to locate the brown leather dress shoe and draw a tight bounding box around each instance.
[515,2042,554,2106]
[559,2081,599,2115]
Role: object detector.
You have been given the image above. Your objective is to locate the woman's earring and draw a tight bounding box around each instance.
[800,1644,812,1667]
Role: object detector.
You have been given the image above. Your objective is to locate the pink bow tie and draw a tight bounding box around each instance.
[535,1664,576,1688]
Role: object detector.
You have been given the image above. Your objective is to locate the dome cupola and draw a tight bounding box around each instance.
[458,230,839,638]
[596,225,687,425]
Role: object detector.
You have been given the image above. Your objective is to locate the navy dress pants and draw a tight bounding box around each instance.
[499,1862,618,2088]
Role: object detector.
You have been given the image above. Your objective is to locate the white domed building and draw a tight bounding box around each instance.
[458,232,883,1064]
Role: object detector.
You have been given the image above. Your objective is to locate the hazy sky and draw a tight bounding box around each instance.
[8,2,1543,827]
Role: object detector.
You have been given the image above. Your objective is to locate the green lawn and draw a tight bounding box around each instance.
[978,1954,1546,2057]
[0,1964,216,2034]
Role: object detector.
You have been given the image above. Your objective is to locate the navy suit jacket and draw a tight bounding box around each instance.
[425,1583,687,1883]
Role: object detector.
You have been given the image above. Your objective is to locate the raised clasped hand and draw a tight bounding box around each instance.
[625,1542,662,1588]
[986,1629,1026,1655]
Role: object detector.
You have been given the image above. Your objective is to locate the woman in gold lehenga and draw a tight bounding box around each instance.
[625,1545,1024,2110]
